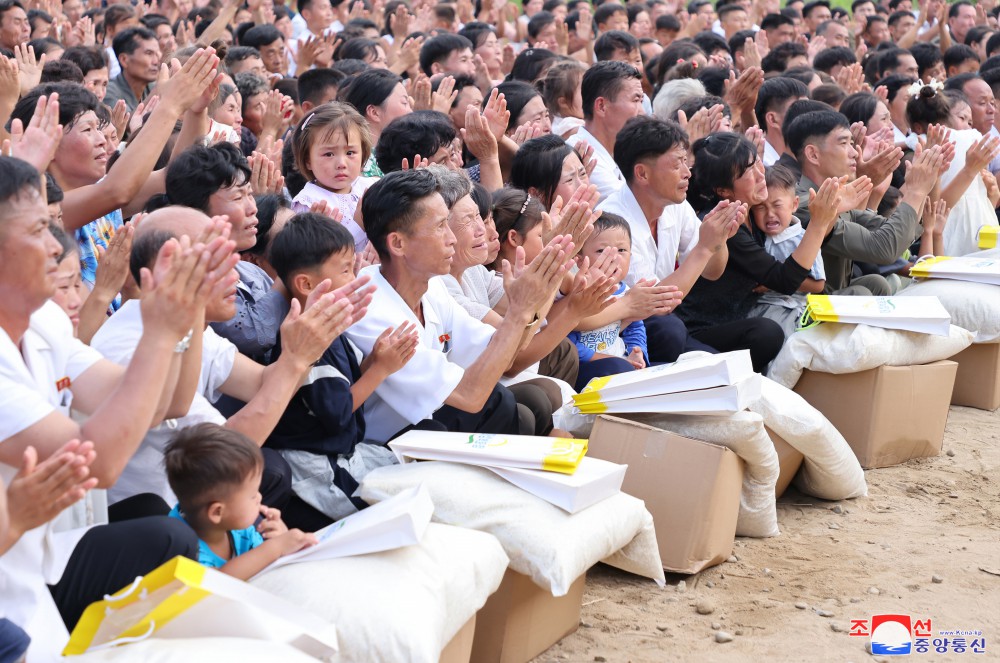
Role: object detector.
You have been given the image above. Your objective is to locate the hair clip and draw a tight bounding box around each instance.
[300,112,316,131]
[520,193,531,214]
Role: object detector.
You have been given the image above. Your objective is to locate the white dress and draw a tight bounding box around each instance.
[939,128,1000,256]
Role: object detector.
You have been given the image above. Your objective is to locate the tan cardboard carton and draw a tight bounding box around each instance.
[793,360,958,469]
[950,343,1000,411]
[765,427,804,498]
[587,415,743,574]
[471,570,585,663]
[439,615,476,663]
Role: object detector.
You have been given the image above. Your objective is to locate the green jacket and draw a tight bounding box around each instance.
[795,174,921,292]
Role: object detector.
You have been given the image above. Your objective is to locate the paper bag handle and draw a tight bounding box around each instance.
[85,621,156,652]
[103,576,144,603]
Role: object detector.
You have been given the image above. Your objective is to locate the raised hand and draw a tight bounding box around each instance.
[965,133,1000,173]
[838,175,873,213]
[280,289,355,367]
[92,223,134,300]
[4,92,62,173]
[432,75,457,114]
[807,176,842,231]
[698,199,744,252]
[623,278,683,318]
[460,105,499,162]
[247,151,285,195]
[156,47,221,116]
[4,440,98,541]
[482,87,510,140]
[902,144,945,198]
[364,322,419,376]
[502,235,575,320]
[14,44,45,97]
[856,140,903,189]
[409,73,433,111]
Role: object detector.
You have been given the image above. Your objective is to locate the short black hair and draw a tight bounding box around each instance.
[981,54,1000,74]
[689,132,759,210]
[851,0,874,11]
[801,0,831,19]
[839,91,879,125]
[9,82,100,131]
[691,30,728,57]
[508,46,558,82]
[873,73,915,102]
[129,227,174,283]
[226,45,262,68]
[111,26,157,58]
[581,60,641,121]
[165,423,264,515]
[592,211,631,241]
[245,193,291,260]
[269,212,355,285]
[674,94,730,122]
[656,13,681,31]
[470,182,492,220]
[361,169,441,261]
[754,75,809,132]
[910,42,943,80]
[812,46,856,74]
[696,66,729,97]
[298,67,345,107]
[336,37,382,62]
[728,29,757,56]
[163,142,251,214]
[761,41,808,73]
[41,59,84,84]
[781,98,829,136]
[594,2,626,26]
[594,30,638,61]
[613,115,689,185]
[241,24,283,49]
[375,110,456,174]
[61,45,109,75]
[419,33,472,76]
[338,68,402,117]
[0,156,42,216]
[943,44,979,72]
[494,80,542,128]
[943,71,981,93]
[887,9,913,28]
[784,109,850,161]
[509,134,574,208]
[760,12,794,30]
[527,10,556,39]
[948,0,974,19]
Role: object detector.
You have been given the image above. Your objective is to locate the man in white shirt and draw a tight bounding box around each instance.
[0,157,233,659]
[91,207,363,513]
[755,77,809,167]
[598,116,742,362]
[345,170,573,443]
[566,61,647,202]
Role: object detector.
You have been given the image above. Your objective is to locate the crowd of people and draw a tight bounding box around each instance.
[0,0,997,658]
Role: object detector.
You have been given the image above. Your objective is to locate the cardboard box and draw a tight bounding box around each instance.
[950,343,1000,411]
[793,361,958,469]
[470,570,585,663]
[765,427,804,498]
[439,615,476,663]
[587,416,743,574]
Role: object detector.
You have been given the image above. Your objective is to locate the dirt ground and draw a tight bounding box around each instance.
[535,405,1000,663]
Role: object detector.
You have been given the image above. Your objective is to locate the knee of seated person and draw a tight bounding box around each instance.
[141,516,199,560]
[516,403,536,435]
[746,318,785,370]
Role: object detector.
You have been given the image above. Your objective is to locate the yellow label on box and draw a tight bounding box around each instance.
[805,294,840,322]
[541,438,589,473]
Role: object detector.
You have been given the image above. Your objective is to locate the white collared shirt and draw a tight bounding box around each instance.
[566,126,624,202]
[763,139,780,167]
[345,267,496,442]
[598,185,702,287]
[91,300,235,505]
[0,301,103,661]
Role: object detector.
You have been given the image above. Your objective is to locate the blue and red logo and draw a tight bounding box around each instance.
[870,615,913,655]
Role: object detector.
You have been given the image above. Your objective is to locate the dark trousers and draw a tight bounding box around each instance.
[691,318,785,373]
[48,516,198,631]
[537,338,580,386]
[643,313,717,363]
[509,382,555,435]
[431,383,520,435]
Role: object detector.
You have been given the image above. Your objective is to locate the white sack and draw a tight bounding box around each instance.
[768,323,974,389]
[897,276,1000,343]
[251,523,508,663]
[360,462,666,596]
[749,377,867,500]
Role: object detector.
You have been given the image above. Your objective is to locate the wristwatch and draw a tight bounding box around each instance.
[174,329,194,354]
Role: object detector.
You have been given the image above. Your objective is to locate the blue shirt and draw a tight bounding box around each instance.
[75,209,123,311]
[168,505,263,569]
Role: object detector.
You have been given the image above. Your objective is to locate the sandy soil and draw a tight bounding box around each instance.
[535,405,1000,663]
